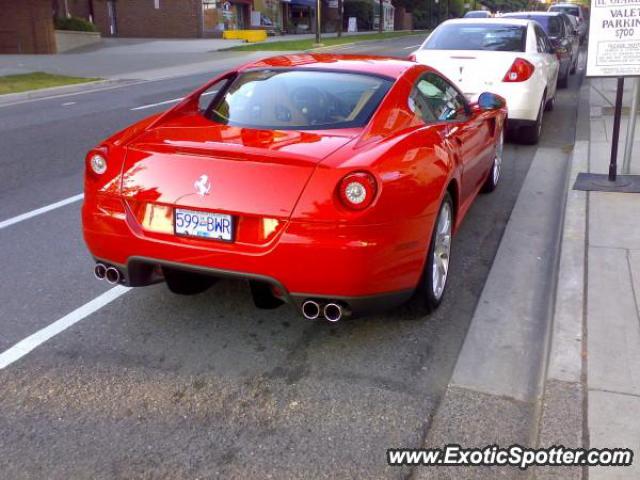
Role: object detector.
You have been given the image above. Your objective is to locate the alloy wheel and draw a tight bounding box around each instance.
[431,201,452,300]
[493,130,504,185]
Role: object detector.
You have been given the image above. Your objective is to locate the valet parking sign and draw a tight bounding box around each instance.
[587,0,640,76]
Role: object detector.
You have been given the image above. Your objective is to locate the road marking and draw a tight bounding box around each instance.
[131,96,184,111]
[62,101,76,106]
[0,286,131,369]
[0,193,84,230]
[130,90,218,111]
[403,44,423,49]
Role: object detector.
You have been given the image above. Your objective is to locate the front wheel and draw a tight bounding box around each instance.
[421,192,454,312]
[482,129,503,193]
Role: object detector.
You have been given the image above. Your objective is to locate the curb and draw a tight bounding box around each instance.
[217,30,428,52]
[532,82,590,480]
[0,78,140,107]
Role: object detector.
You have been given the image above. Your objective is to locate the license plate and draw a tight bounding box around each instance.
[175,208,234,242]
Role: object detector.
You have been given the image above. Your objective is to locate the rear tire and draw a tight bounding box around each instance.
[558,67,569,88]
[421,192,453,313]
[518,95,545,145]
[163,267,217,295]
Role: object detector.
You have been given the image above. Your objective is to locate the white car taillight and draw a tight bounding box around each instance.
[502,58,535,82]
[338,172,377,210]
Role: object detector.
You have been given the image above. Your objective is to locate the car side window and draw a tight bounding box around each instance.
[409,72,468,124]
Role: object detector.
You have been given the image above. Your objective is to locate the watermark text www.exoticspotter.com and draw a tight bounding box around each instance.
[387,444,633,470]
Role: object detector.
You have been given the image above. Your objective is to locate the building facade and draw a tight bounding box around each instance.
[63,0,392,39]
[0,0,56,53]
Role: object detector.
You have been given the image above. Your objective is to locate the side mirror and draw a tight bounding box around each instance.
[478,92,506,111]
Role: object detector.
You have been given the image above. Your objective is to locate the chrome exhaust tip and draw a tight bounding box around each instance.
[301,300,321,320]
[94,263,107,280]
[105,267,121,285]
[323,303,343,323]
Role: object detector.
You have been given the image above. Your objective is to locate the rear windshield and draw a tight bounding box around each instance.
[425,23,527,52]
[550,5,580,17]
[464,11,490,18]
[505,15,563,37]
[206,70,392,130]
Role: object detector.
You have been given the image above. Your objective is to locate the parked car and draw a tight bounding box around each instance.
[548,3,589,44]
[410,19,559,144]
[464,10,492,18]
[502,11,578,87]
[83,55,507,320]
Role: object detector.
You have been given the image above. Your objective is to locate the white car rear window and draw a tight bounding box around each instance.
[425,24,527,52]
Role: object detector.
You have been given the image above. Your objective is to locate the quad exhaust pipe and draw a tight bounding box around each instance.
[94,263,122,285]
[94,263,107,280]
[301,300,348,322]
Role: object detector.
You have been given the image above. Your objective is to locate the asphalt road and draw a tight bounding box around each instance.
[0,36,584,479]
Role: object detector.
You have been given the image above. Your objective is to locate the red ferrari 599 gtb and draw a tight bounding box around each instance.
[83,54,506,321]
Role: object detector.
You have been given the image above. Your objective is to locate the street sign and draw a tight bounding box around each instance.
[586,0,640,77]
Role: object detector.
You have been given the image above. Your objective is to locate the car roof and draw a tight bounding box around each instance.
[238,54,414,79]
[550,3,582,6]
[440,18,531,27]
[503,11,563,17]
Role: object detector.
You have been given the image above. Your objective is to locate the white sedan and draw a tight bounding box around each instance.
[410,19,560,144]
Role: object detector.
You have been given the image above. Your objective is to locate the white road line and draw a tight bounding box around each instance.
[0,286,131,369]
[131,96,184,111]
[130,89,218,111]
[62,101,76,106]
[0,193,84,230]
[403,44,423,49]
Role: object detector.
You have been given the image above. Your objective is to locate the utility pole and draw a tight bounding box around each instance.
[337,0,343,37]
[379,0,383,32]
[315,0,321,45]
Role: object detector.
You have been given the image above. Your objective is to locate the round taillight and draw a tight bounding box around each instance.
[338,172,377,210]
[89,153,107,175]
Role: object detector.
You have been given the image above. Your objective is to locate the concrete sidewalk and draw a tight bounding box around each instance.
[543,77,640,480]
[583,78,640,480]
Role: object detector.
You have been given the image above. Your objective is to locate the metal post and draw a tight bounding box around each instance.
[622,77,640,175]
[609,77,625,181]
[337,0,342,37]
[315,0,321,44]
[379,0,383,32]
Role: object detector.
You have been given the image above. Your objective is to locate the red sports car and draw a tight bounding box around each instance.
[83,54,506,321]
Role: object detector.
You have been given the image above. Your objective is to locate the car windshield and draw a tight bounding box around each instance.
[206,70,392,130]
[505,15,563,37]
[550,5,580,17]
[424,23,527,52]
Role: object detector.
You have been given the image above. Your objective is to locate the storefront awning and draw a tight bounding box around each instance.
[287,0,316,7]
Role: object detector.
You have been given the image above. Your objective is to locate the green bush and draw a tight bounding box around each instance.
[54,17,98,32]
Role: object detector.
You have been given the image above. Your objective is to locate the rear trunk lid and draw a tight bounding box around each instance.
[120,116,356,218]
[415,50,520,97]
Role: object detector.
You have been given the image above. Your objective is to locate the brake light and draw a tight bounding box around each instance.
[502,58,535,82]
[338,172,377,210]
[86,148,108,175]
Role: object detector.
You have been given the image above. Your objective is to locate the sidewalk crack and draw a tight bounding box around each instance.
[626,250,640,324]
[590,84,614,107]
[589,387,640,400]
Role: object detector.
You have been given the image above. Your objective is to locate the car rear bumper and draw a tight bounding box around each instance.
[83,195,431,311]
[470,82,544,122]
